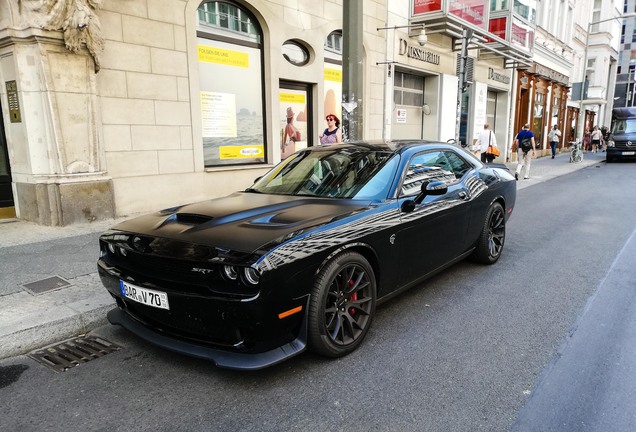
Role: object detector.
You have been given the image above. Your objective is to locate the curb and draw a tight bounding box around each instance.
[0,273,115,359]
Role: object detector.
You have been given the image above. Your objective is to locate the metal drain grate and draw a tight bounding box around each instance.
[28,336,121,372]
[22,275,71,295]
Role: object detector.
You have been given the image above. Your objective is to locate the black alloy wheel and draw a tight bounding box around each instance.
[308,251,376,357]
[471,202,506,264]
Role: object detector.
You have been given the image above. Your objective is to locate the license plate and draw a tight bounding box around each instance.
[120,280,170,310]
[622,151,635,156]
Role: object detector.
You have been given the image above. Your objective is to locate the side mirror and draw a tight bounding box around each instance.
[414,181,447,204]
[401,181,448,213]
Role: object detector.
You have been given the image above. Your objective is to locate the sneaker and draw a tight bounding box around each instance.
[515,173,519,181]
[524,176,529,180]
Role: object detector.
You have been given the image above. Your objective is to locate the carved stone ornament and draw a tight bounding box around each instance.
[18,0,105,72]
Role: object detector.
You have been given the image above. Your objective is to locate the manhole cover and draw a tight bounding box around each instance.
[22,276,71,295]
[28,336,122,372]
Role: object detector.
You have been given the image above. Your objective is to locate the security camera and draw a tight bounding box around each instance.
[417,29,428,46]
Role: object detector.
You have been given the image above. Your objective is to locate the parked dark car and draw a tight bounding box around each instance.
[97,141,516,370]
[607,107,636,162]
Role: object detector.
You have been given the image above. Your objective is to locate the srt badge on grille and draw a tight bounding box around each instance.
[191,267,213,274]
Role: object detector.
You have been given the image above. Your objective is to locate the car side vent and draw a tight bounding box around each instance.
[175,213,214,224]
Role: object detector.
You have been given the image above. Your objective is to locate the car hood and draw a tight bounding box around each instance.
[111,192,373,254]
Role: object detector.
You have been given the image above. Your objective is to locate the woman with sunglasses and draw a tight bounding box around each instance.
[319,114,343,145]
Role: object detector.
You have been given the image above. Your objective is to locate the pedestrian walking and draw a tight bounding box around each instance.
[476,123,498,163]
[548,124,561,159]
[591,125,603,153]
[515,124,535,180]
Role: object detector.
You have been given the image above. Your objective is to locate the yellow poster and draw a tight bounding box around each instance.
[324,68,342,82]
[198,46,249,68]
[220,145,265,160]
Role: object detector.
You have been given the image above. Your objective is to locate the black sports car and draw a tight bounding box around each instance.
[98,141,516,370]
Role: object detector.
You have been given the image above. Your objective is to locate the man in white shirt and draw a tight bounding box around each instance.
[548,124,562,159]
[476,123,497,163]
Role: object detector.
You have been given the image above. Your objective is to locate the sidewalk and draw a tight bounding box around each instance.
[0,150,607,360]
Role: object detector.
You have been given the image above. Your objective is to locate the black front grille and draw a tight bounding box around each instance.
[120,297,243,348]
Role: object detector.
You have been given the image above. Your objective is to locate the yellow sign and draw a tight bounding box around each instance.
[220,145,265,160]
[279,93,306,104]
[198,46,249,68]
[324,68,342,82]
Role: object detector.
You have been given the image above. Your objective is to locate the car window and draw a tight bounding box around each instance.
[250,149,395,199]
[612,119,636,134]
[400,150,472,196]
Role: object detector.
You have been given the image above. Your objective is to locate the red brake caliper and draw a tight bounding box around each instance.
[348,278,357,315]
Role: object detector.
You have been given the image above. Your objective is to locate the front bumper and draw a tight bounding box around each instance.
[98,259,309,370]
[107,308,306,370]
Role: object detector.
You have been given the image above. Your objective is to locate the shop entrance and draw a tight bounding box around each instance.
[392,71,438,141]
[0,100,15,219]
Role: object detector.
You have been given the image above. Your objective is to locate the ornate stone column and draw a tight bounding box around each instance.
[0,0,112,225]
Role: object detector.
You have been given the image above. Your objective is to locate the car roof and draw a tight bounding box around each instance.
[309,140,460,155]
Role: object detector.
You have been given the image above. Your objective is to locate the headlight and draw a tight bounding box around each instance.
[242,267,261,285]
[108,243,116,254]
[607,140,615,147]
[222,265,238,281]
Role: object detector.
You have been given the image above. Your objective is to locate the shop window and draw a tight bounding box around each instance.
[196,1,266,167]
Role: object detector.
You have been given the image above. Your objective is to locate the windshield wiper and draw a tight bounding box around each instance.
[244,188,263,194]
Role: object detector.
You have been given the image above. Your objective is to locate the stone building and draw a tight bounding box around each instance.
[0,0,626,225]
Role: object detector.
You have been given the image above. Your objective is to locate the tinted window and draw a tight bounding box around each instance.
[401,150,472,196]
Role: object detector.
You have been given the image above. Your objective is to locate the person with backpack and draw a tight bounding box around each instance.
[514,123,536,180]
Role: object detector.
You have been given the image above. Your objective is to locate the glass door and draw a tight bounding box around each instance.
[279,81,312,160]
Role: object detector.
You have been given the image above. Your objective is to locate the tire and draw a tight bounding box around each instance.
[308,251,376,358]
[470,202,506,264]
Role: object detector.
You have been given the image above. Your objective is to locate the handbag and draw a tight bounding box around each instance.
[486,132,500,157]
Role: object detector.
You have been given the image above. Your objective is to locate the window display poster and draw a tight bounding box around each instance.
[324,64,343,121]
[280,90,308,160]
[201,91,237,138]
[198,38,265,166]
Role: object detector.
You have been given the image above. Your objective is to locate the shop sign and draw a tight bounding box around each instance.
[398,39,441,65]
[488,68,510,85]
[534,64,569,86]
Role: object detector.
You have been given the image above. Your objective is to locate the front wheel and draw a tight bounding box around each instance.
[470,202,506,264]
[308,252,376,358]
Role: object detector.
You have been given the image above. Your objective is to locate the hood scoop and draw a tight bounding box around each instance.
[174,213,214,225]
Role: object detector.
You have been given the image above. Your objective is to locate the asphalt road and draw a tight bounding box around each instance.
[1,160,635,432]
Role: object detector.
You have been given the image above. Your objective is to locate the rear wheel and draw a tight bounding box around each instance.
[308,252,376,357]
[471,202,506,264]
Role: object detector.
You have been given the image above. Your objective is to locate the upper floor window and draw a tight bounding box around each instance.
[325,31,343,55]
[198,1,260,42]
[513,0,536,24]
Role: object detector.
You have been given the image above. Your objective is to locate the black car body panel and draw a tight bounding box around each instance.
[98,141,516,369]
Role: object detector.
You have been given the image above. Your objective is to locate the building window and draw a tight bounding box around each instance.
[325,31,343,55]
[393,71,424,107]
[197,1,266,167]
[282,41,310,66]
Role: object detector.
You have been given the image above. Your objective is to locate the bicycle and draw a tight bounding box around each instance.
[569,140,583,163]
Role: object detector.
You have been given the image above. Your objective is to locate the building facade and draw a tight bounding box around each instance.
[0,0,628,225]
[614,0,636,109]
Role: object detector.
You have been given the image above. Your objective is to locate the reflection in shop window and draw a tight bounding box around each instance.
[197,1,266,167]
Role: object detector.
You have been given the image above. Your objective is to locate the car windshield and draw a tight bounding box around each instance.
[249,148,398,199]
[612,118,636,134]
